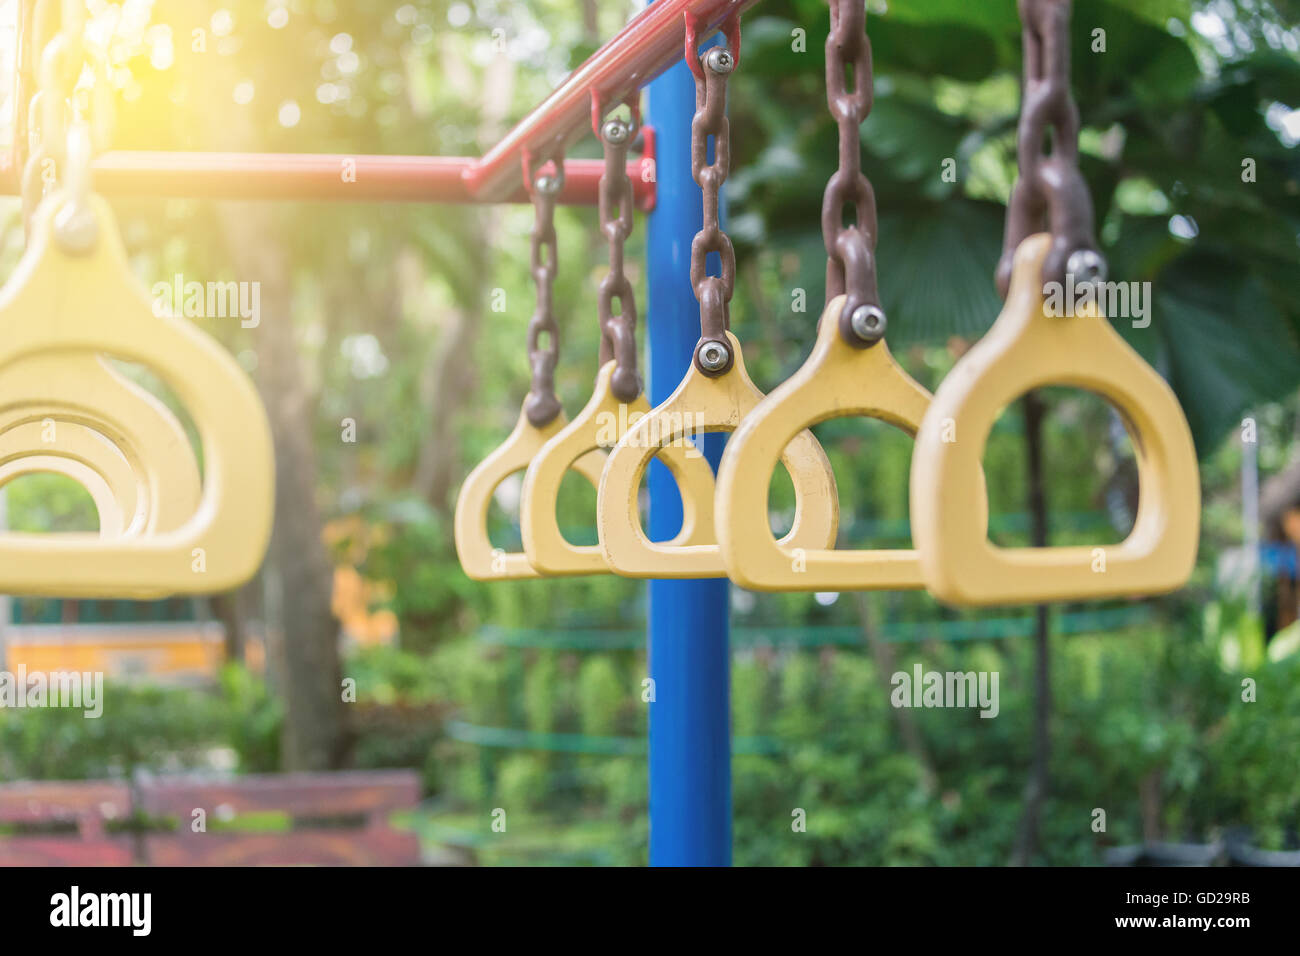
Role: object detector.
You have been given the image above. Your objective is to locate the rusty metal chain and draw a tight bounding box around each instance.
[688,39,737,376]
[597,118,641,403]
[823,0,886,347]
[20,0,74,231]
[14,0,41,208]
[996,0,1105,298]
[20,0,102,252]
[522,157,564,428]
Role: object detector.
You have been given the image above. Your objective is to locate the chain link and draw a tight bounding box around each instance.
[14,1,40,180]
[688,39,737,376]
[822,0,885,346]
[522,152,564,428]
[597,119,641,403]
[996,0,1104,298]
[21,0,65,229]
[21,0,105,251]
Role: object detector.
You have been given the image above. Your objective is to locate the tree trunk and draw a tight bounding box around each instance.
[1139,768,1163,843]
[210,587,248,665]
[216,202,346,771]
[413,39,515,516]
[414,299,481,516]
[1010,390,1051,866]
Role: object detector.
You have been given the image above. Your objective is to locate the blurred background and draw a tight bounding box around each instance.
[0,0,1297,866]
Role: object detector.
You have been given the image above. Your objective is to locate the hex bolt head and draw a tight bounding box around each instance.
[534,173,563,195]
[1067,249,1108,286]
[602,119,631,145]
[704,47,734,75]
[697,339,731,373]
[53,201,100,256]
[849,304,887,344]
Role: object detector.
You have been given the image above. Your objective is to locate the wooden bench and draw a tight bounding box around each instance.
[137,771,421,866]
[0,771,421,866]
[0,780,134,866]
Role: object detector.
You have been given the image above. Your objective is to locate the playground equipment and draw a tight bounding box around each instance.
[907,0,1201,605]
[449,0,1200,862]
[0,355,202,538]
[0,0,273,596]
[0,0,1201,867]
[0,449,131,536]
[456,0,1200,607]
[519,118,716,577]
[454,157,607,581]
[714,0,937,591]
[0,198,276,598]
[596,27,839,578]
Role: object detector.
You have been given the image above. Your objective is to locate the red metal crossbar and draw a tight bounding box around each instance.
[0,148,657,208]
[0,0,757,206]
[466,0,758,201]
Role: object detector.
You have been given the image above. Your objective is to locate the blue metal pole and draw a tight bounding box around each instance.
[645,18,732,867]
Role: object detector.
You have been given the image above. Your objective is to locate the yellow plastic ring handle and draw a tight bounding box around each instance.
[0,454,127,538]
[597,332,838,579]
[0,418,144,535]
[454,404,605,580]
[0,352,202,535]
[909,233,1200,605]
[520,360,717,576]
[716,298,933,591]
[0,193,274,596]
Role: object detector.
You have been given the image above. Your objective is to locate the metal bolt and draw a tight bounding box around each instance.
[697,339,731,372]
[534,172,563,195]
[1066,248,1108,287]
[53,200,99,256]
[849,304,887,344]
[704,47,734,75]
[602,118,630,145]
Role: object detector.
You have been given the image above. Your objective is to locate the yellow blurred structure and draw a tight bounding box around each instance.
[2,621,225,685]
[332,566,398,648]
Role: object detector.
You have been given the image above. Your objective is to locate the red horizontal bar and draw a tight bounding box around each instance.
[0,151,655,207]
[0,0,755,205]
[468,0,759,202]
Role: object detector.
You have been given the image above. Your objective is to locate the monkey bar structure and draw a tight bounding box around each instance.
[0,148,659,207]
[2,0,760,210]
[5,0,760,866]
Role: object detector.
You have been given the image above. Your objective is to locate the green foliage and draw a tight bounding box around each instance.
[0,668,280,780]
[410,607,1300,864]
[497,754,550,813]
[524,652,561,735]
[351,502,470,651]
[4,0,1295,868]
[576,657,624,737]
[3,473,101,533]
[216,664,283,773]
